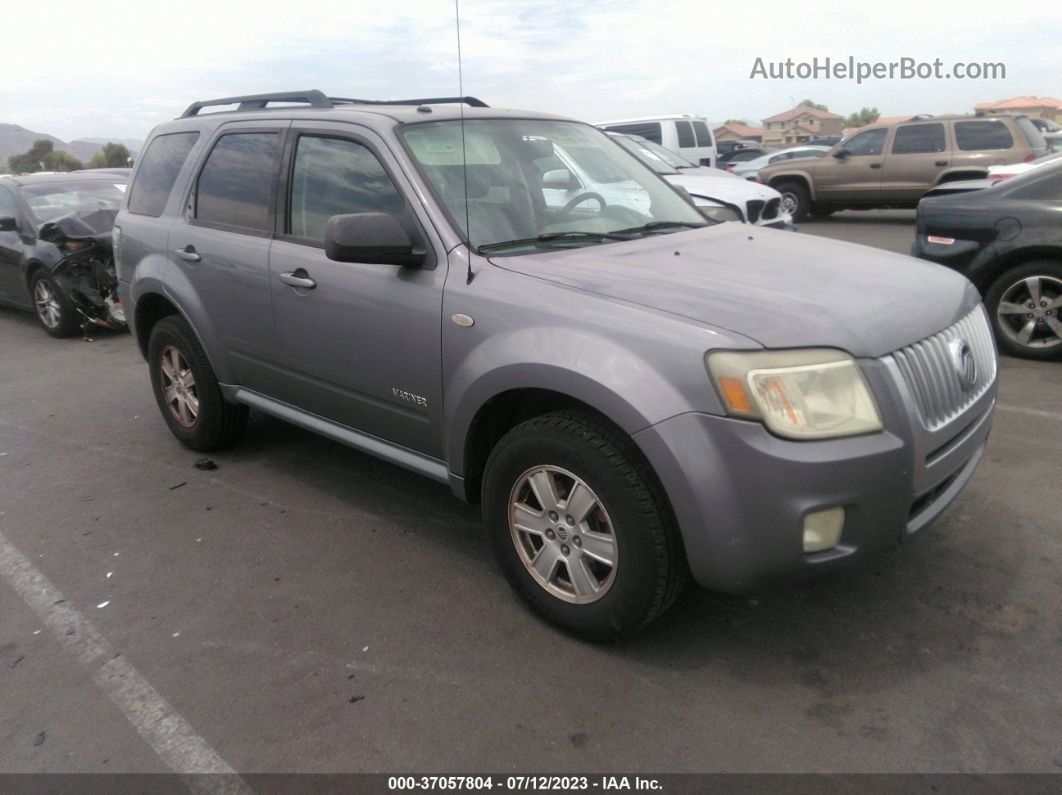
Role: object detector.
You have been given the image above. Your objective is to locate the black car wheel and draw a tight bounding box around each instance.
[986,261,1062,360]
[774,181,811,222]
[29,270,79,338]
[482,410,687,641]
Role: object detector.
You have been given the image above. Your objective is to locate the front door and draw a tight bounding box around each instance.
[267,124,447,457]
[0,185,28,307]
[814,128,888,202]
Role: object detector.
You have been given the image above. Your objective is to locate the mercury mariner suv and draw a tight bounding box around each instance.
[116,91,998,640]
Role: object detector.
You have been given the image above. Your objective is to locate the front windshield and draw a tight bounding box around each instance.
[611,135,677,175]
[402,119,706,254]
[21,180,126,224]
[630,137,696,169]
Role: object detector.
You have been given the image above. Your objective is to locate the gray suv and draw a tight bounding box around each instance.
[117,91,999,640]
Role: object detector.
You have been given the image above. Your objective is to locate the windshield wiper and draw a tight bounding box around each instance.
[609,220,708,236]
[478,230,635,253]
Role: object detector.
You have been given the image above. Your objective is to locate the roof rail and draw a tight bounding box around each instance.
[180,90,332,118]
[179,91,490,118]
[330,96,489,108]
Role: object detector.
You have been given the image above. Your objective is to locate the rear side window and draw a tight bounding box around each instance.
[955,121,1013,151]
[692,121,712,147]
[195,133,280,232]
[892,123,946,154]
[128,132,198,217]
[675,121,695,148]
[289,136,406,241]
[603,122,662,144]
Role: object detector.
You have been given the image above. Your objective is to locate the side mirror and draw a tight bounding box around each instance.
[833,149,850,160]
[325,212,425,267]
[542,168,579,191]
[0,216,18,232]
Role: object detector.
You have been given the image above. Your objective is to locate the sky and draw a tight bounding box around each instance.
[2,0,1060,142]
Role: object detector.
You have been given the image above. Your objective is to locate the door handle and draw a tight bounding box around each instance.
[279,270,316,290]
[935,160,948,167]
[869,163,882,169]
[174,245,201,262]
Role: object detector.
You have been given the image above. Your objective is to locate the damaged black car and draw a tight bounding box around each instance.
[0,171,128,337]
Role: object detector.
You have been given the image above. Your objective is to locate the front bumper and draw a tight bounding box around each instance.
[633,358,996,593]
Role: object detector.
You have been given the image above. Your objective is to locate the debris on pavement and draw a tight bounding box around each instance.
[96,601,110,609]
[33,732,46,747]
[169,482,187,491]
[348,695,365,703]
[193,458,218,471]
[10,655,24,669]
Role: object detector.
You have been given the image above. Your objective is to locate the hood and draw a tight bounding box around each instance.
[664,172,782,206]
[38,208,117,251]
[490,224,978,358]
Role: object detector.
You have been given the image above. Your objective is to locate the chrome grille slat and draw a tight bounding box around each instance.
[887,306,997,431]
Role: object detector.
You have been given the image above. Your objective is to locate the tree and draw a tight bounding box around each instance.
[844,107,880,128]
[88,142,132,169]
[42,150,83,172]
[724,118,748,126]
[8,139,55,174]
[799,99,829,112]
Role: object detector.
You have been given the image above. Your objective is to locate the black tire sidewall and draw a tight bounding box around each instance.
[147,316,245,450]
[29,270,79,338]
[985,260,1062,361]
[775,181,810,222]
[483,416,672,641]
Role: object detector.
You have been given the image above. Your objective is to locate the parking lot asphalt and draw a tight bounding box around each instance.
[1,216,1061,777]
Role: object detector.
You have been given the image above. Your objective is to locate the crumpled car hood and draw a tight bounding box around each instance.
[490,223,979,358]
[663,170,782,206]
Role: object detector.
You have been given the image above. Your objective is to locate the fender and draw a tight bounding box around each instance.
[444,324,705,479]
[762,168,818,201]
[129,254,234,383]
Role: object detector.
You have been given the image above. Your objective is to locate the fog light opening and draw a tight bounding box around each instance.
[803,507,845,553]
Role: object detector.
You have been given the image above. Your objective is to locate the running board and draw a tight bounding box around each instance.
[224,386,449,484]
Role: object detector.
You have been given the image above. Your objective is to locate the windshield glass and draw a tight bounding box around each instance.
[611,135,677,175]
[21,180,127,224]
[402,119,706,254]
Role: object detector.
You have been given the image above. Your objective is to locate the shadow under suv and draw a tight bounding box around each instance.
[117,91,998,639]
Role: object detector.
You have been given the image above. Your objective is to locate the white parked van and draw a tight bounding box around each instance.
[596,115,717,167]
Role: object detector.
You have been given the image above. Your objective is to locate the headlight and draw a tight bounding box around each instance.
[698,204,743,223]
[706,349,883,440]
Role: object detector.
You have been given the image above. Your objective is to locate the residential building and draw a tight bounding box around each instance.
[713,122,763,143]
[761,106,844,148]
[973,96,1062,122]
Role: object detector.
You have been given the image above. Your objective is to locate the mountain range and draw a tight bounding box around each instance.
[1,123,142,167]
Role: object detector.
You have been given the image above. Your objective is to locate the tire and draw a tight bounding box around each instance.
[28,269,79,338]
[774,181,811,222]
[147,315,248,450]
[985,261,1062,361]
[482,410,687,641]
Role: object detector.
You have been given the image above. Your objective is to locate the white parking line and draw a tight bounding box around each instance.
[0,529,250,794]
[997,403,1062,422]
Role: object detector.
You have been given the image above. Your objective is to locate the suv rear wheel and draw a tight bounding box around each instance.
[482,411,686,641]
[148,316,248,449]
[774,181,811,222]
[985,261,1062,360]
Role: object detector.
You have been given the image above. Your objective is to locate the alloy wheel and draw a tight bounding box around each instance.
[508,465,618,604]
[996,275,1062,351]
[159,345,199,427]
[33,279,62,329]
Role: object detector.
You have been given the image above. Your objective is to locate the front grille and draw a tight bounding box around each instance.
[746,200,764,223]
[889,305,997,431]
[761,198,780,220]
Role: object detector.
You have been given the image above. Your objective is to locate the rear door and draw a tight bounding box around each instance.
[880,122,949,201]
[814,128,888,201]
[168,122,287,393]
[266,122,447,456]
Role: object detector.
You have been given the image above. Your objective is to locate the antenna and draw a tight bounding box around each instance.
[455,0,475,284]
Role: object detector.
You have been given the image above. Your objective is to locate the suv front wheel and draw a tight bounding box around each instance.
[148,315,249,449]
[774,181,811,222]
[482,411,686,641]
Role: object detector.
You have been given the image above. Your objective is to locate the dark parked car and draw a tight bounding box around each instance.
[913,159,1062,359]
[0,171,129,336]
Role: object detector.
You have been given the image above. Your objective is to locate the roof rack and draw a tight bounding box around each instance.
[179,90,489,118]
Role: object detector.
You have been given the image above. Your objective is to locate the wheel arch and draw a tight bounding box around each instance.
[978,247,1062,293]
[766,171,815,200]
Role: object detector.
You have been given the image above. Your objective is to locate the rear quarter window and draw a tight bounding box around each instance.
[955,121,1014,151]
[692,121,712,148]
[128,131,199,216]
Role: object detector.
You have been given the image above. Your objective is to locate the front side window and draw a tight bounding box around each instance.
[195,133,280,232]
[128,131,198,217]
[288,136,406,242]
[955,121,1014,151]
[403,119,706,255]
[844,129,887,156]
[892,123,946,154]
